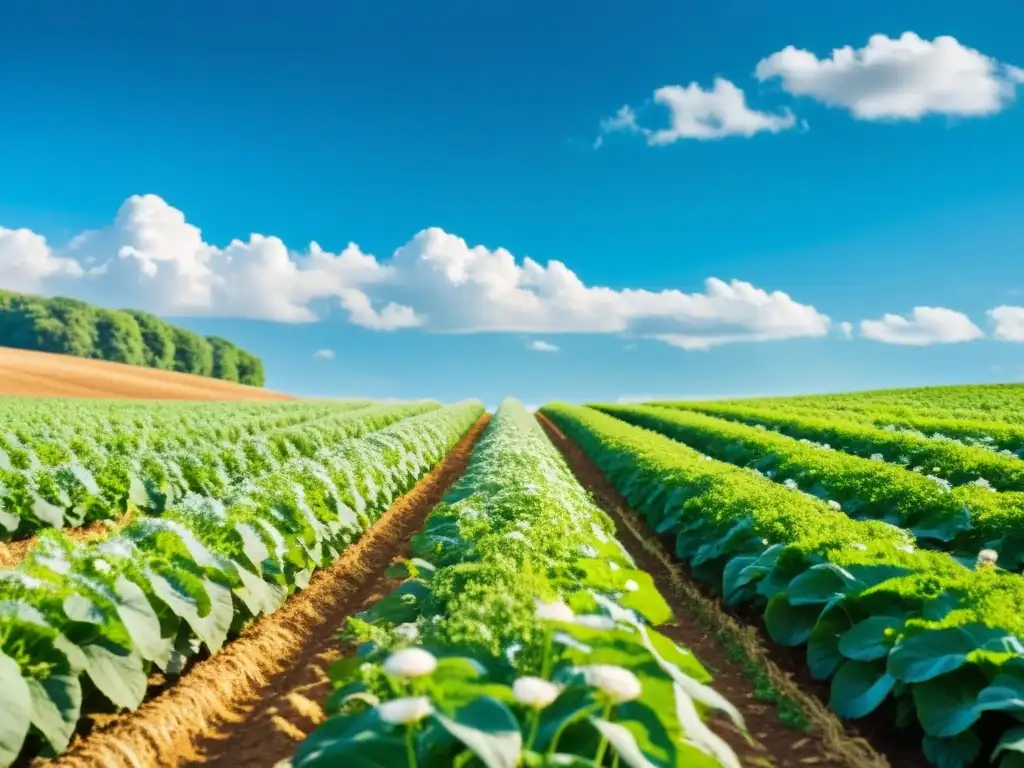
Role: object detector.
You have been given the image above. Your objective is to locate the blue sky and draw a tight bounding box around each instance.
[1,0,1023,406]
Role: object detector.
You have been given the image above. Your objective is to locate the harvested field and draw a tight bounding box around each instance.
[43,414,489,768]
[0,346,293,400]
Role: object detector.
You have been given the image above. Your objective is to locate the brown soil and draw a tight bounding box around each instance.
[0,346,292,401]
[45,414,490,768]
[537,412,888,768]
[0,519,121,568]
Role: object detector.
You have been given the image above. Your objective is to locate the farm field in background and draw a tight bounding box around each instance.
[3,383,1024,768]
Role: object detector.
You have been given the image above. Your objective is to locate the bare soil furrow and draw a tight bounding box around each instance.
[537,411,886,768]
[44,414,490,768]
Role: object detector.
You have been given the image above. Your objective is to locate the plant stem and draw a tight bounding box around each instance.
[406,726,418,768]
[593,703,613,766]
[525,708,541,751]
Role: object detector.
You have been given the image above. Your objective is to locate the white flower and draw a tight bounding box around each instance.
[513,677,560,709]
[382,648,437,679]
[394,623,420,642]
[92,559,112,574]
[505,643,523,664]
[623,580,639,593]
[377,696,433,725]
[525,483,539,494]
[578,544,598,558]
[898,545,915,553]
[826,500,842,510]
[580,665,642,703]
[608,562,620,572]
[535,599,575,623]
[977,549,999,568]
[505,531,527,542]
[852,543,867,551]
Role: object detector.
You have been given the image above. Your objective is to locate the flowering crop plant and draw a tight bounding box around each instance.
[0,399,440,536]
[0,401,483,766]
[291,399,745,768]
[543,403,1024,768]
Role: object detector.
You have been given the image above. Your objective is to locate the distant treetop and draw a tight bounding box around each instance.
[0,290,266,387]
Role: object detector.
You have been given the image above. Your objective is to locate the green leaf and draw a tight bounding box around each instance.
[787,563,862,606]
[764,595,822,646]
[806,605,851,681]
[912,669,989,738]
[589,718,657,768]
[0,652,32,766]
[113,575,171,663]
[293,727,407,767]
[434,696,522,768]
[922,731,981,768]
[26,672,82,754]
[993,726,1024,762]
[829,660,895,719]
[82,643,148,710]
[839,616,904,661]
[888,624,1008,683]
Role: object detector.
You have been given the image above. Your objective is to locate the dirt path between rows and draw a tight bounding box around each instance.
[537,412,888,768]
[46,414,490,768]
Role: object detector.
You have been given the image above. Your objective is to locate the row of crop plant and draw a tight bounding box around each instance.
[594,404,1024,571]
[0,401,483,766]
[0,401,439,537]
[543,403,1024,768]
[290,399,745,768]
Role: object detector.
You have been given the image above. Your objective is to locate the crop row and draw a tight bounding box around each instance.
[0,400,484,766]
[651,400,1024,491]
[733,384,1024,424]
[732,397,1024,455]
[0,401,440,537]
[594,404,1024,570]
[293,399,744,768]
[542,403,1024,768]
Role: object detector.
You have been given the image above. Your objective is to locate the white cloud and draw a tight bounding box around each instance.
[988,306,1024,341]
[0,194,831,351]
[839,321,854,339]
[527,340,559,352]
[313,348,335,360]
[597,78,795,146]
[860,306,984,345]
[755,32,1024,120]
[0,227,84,293]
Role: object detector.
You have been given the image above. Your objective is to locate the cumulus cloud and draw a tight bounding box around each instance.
[0,194,832,351]
[860,306,984,345]
[988,306,1024,341]
[527,340,559,352]
[0,227,84,293]
[755,32,1024,120]
[313,348,335,360]
[596,78,795,146]
[839,321,854,339]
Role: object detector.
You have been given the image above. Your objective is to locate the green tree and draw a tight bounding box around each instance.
[171,327,214,376]
[236,349,266,387]
[93,309,147,366]
[207,336,241,382]
[126,310,176,370]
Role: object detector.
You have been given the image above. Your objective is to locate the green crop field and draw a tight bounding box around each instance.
[3,385,1024,768]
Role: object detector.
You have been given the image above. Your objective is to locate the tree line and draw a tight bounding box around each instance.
[0,290,266,386]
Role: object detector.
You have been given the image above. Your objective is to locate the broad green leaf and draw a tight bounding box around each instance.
[829,660,895,719]
[434,696,522,768]
[993,726,1024,762]
[764,595,822,646]
[912,669,989,737]
[922,732,980,768]
[0,652,32,766]
[787,563,862,606]
[838,616,904,661]
[888,624,1009,683]
[113,575,171,663]
[82,643,147,710]
[589,718,657,768]
[26,673,82,754]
